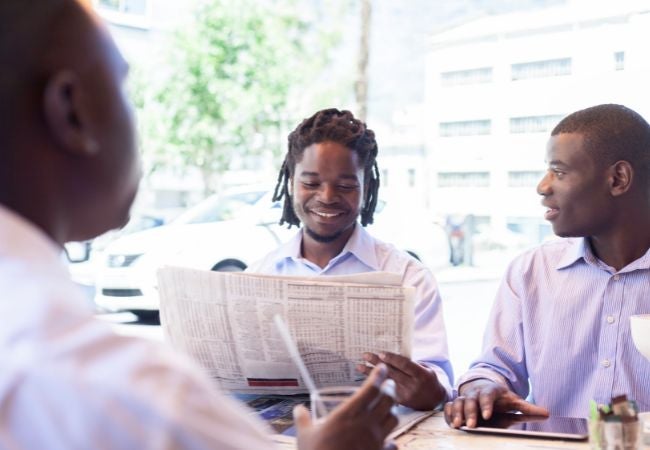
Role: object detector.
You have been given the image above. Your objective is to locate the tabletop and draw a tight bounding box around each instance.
[273,412,592,449]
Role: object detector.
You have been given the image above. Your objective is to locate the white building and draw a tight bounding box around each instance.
[425,0,650,245]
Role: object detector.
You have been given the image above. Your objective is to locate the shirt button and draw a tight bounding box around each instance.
[606,315,615,324]
[613,274,620,281]
[602,359,611,368]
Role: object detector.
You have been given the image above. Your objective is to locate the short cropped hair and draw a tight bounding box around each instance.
[552,104,650,186]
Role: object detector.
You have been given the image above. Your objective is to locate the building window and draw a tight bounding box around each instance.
[441,67,493,86]
[437,172,490,188]
[97,0,147,15]
[407,168,416,187]
[509,115,564,134]
[511,58,571,81]
[439,120,491,137]
[508,171,544,187]
[614,51,625,71]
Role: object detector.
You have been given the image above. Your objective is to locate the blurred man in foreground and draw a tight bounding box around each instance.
[0,1,396,448]
[446,104,650,427]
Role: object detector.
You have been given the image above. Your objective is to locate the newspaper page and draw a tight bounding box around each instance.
[158,266,414,394]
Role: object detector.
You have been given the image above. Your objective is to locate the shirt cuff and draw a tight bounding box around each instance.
[453,368,510,399]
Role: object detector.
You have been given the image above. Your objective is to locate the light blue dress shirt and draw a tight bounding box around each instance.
[248,224,454,395]
[458,237,650,417]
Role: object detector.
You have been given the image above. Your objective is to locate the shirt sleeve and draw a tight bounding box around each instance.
[405,262,454,399]
[3,335,276,450]
[455,256,530,399]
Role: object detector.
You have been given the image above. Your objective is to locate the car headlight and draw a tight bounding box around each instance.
[107,254,143,268]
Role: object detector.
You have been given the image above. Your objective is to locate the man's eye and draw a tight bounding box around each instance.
[302,182,319,188]
[338,185,358,191]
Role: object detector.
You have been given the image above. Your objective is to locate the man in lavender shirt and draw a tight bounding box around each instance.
[249,108,452,411]
[446,104,650,427]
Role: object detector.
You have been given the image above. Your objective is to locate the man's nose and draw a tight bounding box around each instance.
[318,184,337,202]
[536,172,551,196]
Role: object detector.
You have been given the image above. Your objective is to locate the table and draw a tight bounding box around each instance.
[274,413,590,449]
[394,414,588,449]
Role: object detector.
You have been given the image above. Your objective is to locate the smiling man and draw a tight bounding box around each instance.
[249,108,453,410]
[445,104,650,428]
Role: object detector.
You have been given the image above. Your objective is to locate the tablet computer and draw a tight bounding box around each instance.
[460,413,589,441]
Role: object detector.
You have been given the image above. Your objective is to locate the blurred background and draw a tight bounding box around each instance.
[70,0,650,375]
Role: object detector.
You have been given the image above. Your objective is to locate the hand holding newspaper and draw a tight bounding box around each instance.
[157,267,414,394]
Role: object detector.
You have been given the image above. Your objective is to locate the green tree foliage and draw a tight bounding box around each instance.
[148,0,323,193]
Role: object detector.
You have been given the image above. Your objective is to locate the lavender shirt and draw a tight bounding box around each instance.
[248,224,454,397]
[458,237,650,417]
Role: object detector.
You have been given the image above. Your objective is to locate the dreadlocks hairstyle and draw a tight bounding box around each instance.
[273,108,380,228]
[552,104,650,188]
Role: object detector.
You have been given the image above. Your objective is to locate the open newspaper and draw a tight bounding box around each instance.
[157,267,414,394]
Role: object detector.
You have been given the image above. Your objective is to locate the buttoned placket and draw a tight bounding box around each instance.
[594,270,625,404]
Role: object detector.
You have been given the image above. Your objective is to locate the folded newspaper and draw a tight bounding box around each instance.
[157,267,414,394]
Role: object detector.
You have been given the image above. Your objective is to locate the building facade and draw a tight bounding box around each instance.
[425,0,650,245]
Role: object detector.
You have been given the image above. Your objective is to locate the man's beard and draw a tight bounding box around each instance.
[304,226,345,243]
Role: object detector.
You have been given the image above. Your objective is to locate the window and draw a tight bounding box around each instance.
[509,115,564,134]
[438,172,490,188]
[614,51,625,70]
[97,0,147,15]
[508,170,544,187]
[439,120,491,137]
[407,168,416,187]
[511,58,571,80]
[441,67,493,86]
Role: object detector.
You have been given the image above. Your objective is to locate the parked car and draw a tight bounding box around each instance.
[93,188,451,318]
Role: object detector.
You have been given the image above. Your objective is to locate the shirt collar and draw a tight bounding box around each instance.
[556,236,650,273]
[556,237,590,270]
[338,224,380,270]
[0,204,65,271]
[277,223,380,270]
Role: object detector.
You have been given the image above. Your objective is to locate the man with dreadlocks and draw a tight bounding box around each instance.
[445,104,650,428]
[249,108,452,410]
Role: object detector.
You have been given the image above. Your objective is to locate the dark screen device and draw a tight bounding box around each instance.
[459,413,589,441]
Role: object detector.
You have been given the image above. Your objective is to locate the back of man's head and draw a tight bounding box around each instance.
[552,104,650,190]
[0,0,140,245]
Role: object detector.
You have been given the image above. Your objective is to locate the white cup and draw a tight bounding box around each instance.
[630,315,650,361]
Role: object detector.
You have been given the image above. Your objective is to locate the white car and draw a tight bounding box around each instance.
[93,189,450,317]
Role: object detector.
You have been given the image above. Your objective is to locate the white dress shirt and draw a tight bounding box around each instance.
[248,224,453,396]
[0,205,274,449]
[457,237,650,417]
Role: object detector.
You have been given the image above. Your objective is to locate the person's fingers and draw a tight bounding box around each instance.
[382,363,411,388]
[477,388,499,420]
[356,363,372,376]
[363,352,381,366]
[293,404,312,431]
[367,390,395,417]
[343,364,388,415]
[378,351,419,377]
[448,398,467,428]
[506,397,550,417]
[463,395,482,428]
[378,404,399,436]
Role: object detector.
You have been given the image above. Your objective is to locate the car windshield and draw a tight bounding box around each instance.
[173,191,266,225]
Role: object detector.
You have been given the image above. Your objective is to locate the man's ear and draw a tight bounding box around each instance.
[43,70,98,156]
[609,160,633,197]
